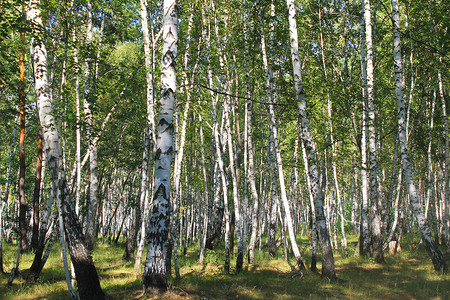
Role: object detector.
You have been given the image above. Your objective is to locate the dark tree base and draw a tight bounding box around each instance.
[143,273,167,296]
[27,248,43,282]
[73,260,105,300]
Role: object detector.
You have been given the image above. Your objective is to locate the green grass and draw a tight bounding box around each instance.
[0,235,449,299]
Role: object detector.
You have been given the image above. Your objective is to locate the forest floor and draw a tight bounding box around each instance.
[0,235,449,299]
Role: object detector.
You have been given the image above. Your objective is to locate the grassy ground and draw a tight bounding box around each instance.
[0,236,449,299]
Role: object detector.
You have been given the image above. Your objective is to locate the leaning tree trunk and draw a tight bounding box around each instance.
[286,0,336,280]
[28,1,105,298]
[142,0,177,294]
[263,22,305,271]
[390,0,447,273]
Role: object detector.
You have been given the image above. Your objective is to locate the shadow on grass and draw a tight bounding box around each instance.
[176,268,329,299]
[1,238,449,299]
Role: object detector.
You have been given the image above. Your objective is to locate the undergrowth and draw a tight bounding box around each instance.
[0,235,448,299]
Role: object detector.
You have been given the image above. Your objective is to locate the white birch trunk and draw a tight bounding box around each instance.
[72,28,81,216]
[143,0,178,292]
[83,0,99,251]
[28,1,104,297]
[212,85,231,273]
[245,0,259,265]
[209,2,231,273]
[437,62,449,249]
[301,140,318,270]
[135,0,158,269]
[426,93,436,221]
[196,15,210,262]
[198,99,210,263]
[359,3,370,257]
[286,0,336,279]
[391,0,447,273]
[224,88,244,272]
[363,0,383,263]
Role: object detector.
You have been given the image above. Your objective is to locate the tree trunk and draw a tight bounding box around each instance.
[245,0,259,265]
[286,0,336,279]
[18,19,27,253]
[143,0,177,293]
[390,0,447,273]
[363,0,384,263]
[359,3,371,258]
[73,28,81,216]
[28,1,105,297]
[437,61,449,249]
[198,97,210,263]
[28,181,54,282]
[83,0,99,251]
[302,140,317,271]
[31,129,43,251]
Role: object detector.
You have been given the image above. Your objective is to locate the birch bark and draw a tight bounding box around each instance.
[73,28,81,216]
[245,0,259,264]
[363,0,383,263]
[286,0,336,279]
[198,109,209,263]
[18,20,27,252]
[437,62,449,249]
[84,0,99,251]
[135,0,159,269]
[391,0,447,273]
[143,0,177,292]
[203,8,224,252]
[198,9,210,263]
[224,87,244,272]
[359,10,370,257]
[264,25,305,272]
[127,0,157,262]
[28,0,105,297]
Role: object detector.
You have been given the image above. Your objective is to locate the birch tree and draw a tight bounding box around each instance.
[84,0,99,251]
[125,0,157,262]
[286,0,336,279]
[18,14,27,252]
[390,0,447,273]
[363,0,383,263]
[244,0,259,265]
[143,0,177,293]
[359,7,370,257]
[28,0,105,298]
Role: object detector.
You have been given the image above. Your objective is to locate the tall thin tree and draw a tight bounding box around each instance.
[286,0,336,279]
[390,0,447,273]
[143,0,178,293]
[28,0,105,297]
